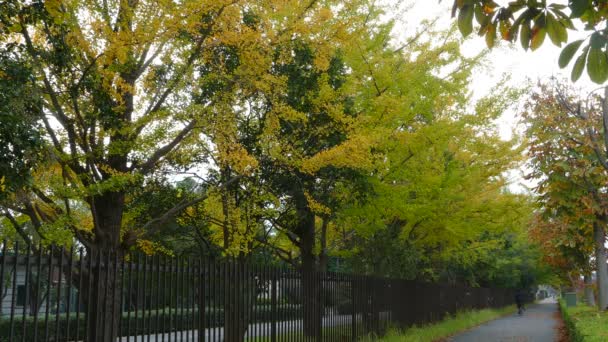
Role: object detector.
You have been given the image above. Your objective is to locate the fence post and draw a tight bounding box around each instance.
[271,270,277,342]
[351,276,356,340]
[199,258,205,342]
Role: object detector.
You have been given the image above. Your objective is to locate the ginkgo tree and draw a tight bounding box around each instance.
[0,0,377,339]
[337,77,534,285]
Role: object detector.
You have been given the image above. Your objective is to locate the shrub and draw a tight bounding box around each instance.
[0,304,302,341]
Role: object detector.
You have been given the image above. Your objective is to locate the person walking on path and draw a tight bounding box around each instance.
[515,289,526,315]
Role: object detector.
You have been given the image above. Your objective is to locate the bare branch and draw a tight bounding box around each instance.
[2,211,33,246]
[138,175,243,240]
[134,120,197,174]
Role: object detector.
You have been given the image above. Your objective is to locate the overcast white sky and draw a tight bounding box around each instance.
[395,1,598,192]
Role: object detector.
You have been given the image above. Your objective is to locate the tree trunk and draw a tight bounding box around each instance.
[584,273,596,306]
[223,259,256,342]
[594,222,608,310]
[319,217,329,272]
[27,269,49,316]
[91,191,125,250]
[84,249,122,342]
[298,207,322,339]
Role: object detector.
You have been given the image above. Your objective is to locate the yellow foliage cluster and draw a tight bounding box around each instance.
[304,191,331,215]
[301,135,375,174]
[136,239,174,256]
[204,191,255,256]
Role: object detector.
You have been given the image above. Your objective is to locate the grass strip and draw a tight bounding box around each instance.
[369,305,516,342]
[559,298,608,342]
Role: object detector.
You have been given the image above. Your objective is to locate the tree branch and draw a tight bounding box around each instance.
[137,175,243,242]
[133,120,197,174]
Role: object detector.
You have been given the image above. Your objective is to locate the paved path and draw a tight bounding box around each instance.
[448,299,559,342]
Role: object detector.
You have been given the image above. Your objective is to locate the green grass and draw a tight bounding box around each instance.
[364,306,516,342]
[560,299,608,342]
[248,306,516,342]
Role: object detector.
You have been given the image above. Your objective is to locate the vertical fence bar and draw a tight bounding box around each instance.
[339,272,343,341]
[222,260,227,342]
[180,255,186,342]
[198,257,208,342]
[264,264,268,340]
[118,251,125,340]
[155,254,161,341]
[44,245,53,342]
[291,266,296,342]
[75,248,83,342]
[21,243,31,342]
[64,246,74,342]
[214,260,219,342]
[0,240,6,320]
[84,249,93,342]
[186,256,192,342]
[33,243,43,342]
[211,259,216,342]
[145,255,158,342]
[270,266,277,342]
[127,253,133,342]
[9,241,19,342]
[313,271,323,341]
[167,259,175,342]
[148,253,153,342]
[100,248,107,342]
[55,246,64,341]
[135,253,141,340]
[161,254,167,342]
[111,250,118,341]
[251,261,257,341]
[351,275,356,341]
[148,253,154,341]
[142,253,148,341]
[174,256,179,342]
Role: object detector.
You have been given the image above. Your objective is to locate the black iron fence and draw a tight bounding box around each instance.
[0,243,514,341]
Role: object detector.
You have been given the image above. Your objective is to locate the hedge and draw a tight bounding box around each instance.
[0,304,302,341]
[559,298,608,342]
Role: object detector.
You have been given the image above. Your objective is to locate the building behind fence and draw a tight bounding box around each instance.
[0,243,514,341]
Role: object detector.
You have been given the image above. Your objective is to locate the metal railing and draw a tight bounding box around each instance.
[0,242,513,341]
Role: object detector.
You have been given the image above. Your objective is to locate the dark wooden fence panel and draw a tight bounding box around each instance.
[0,243,513,341]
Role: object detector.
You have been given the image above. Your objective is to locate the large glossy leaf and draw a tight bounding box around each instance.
[520,20,531,50]
[546,14,563,46]
[486,23,497,48]
[587,47,608,83]
[458,4,475,37]
[558,40,584,68]
[571,45,589,82]
[569,0,590,18]
[530,26,546,51]
[590,31,606,49]
[474,4,490,25]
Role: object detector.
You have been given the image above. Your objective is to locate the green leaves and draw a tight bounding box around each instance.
[448,0,608,84]
[558,40,583,68]
[546,14,568,46]
[587,47,608,83]
[530,25,546,51]
[558,36,608,83]
[458,5,475,37]
[520,20,532,50]
[571,51,586,81]
[569,0,590,18]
